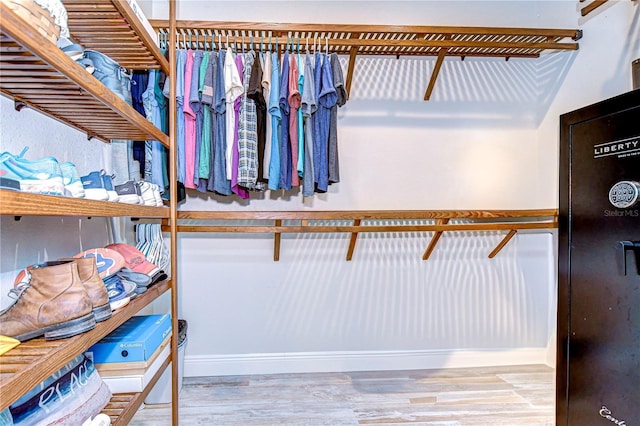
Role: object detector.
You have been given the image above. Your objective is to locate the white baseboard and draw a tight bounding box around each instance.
[184,348,548,377]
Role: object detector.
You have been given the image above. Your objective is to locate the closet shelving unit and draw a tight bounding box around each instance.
[151,20,581,99]
[0,0,178,424]
[150,20,569,259]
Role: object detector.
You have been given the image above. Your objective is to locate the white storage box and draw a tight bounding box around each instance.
[100,342,170,394]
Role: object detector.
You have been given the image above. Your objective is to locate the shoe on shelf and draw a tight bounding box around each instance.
[0,148,65,196]
[138,181,160,206]
[16,259,112,323]
[102,173,119,202]
[80,171,109,201]
[73,248,126,279]
[60,258,112,322]
[0,176,20,191]
[60,162,85,198]
[152,183,164,206]
[0,261,96,342]
[115,180,142,204]
[101,275,131,311]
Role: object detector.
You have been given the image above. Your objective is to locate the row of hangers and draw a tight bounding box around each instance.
[158,32,331,55]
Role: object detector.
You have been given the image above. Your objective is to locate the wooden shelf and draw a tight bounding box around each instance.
[0,190,170,218]
[0,2,169,145]
[64,0,169,74]
[151,20,580,101]
[152,21,581,58]
[0,280,171,411]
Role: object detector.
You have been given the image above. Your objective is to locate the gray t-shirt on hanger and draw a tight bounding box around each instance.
[329,53,347,185]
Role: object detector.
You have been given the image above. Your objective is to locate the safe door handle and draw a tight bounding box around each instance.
[617,241,640,275]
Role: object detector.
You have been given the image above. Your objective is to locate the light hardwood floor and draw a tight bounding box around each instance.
[130,364,555,425]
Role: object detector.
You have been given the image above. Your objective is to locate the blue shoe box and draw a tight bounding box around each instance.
[88,314,172,364]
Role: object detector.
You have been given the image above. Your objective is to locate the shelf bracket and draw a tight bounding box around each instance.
[14,100,27,112]
[424,47,448,101]
[345,47,358,99]
[273,219,282,261]
[346,219,362,261]
[422,218,450,260]
[581,0,608,17]
[488,229,517,258]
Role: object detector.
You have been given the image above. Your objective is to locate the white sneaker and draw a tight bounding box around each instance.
[138,181,157,206]
[114,181,141,204]
[60,162,85,198]
[101,174,119,202]
[80,171,108,201]
[151,183,164,206]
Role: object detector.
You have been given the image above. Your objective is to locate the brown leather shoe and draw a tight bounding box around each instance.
[0,261,96,341]
[61,257,112,322]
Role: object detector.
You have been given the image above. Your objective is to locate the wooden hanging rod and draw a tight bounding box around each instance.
[175,209,557,221]
[163,209,557,261]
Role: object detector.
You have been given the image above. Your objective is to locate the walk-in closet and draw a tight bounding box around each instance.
[1,0,638,425]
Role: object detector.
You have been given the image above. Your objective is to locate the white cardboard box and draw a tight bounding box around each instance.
[100,342,170,393]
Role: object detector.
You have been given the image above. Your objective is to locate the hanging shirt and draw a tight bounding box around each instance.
[316,55,338,192]
[301,52,317,197]
[183,50,197,189]
[224,48,243,181]
[231,54,249,199]
[175,49,186,184]
[261,53,272,181]
[288,53,300,187]
[151,70,167,191]
[297,50,305,177]
[189,50,204,190]
[141,70,155,183]
[247,51,266,188]
[213,50,231,195]
[329,53,347,185]
[237,51,259,190]
[279,51,291,190]
[268,51,281,191]
[312,53,323,190]
[199,51,213,188]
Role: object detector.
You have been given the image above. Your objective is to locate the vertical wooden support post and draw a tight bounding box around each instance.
[422,218,449,260]
[274,219,282,261]
[168,0,178,424]
[488,229,517,258]
[424,47,448,101]
[345,46,358,99]
[346,219,362,261]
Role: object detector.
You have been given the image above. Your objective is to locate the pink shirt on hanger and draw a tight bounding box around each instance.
[183,50,197,189]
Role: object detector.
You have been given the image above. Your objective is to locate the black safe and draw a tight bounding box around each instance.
[558,89,640,425]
